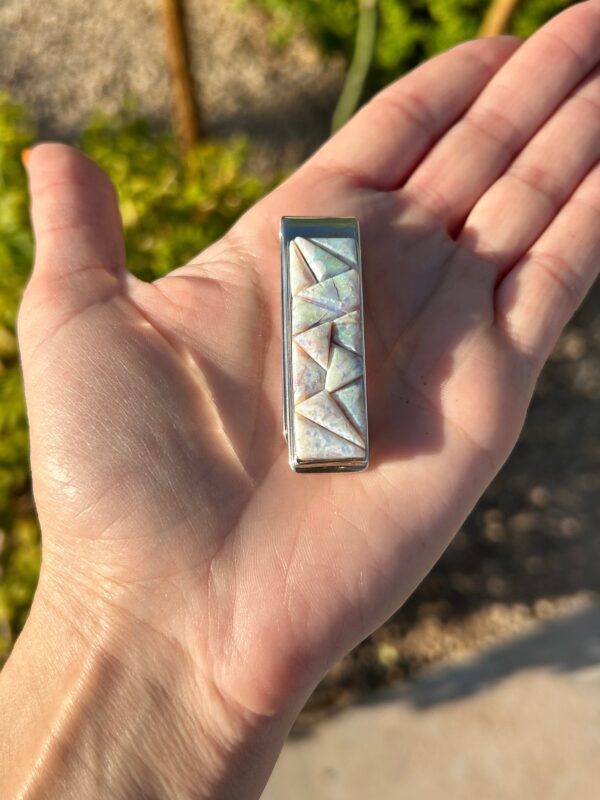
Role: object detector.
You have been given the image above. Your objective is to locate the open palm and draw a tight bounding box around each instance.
[16,0,600,771]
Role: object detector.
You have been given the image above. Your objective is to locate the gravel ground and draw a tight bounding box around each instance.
[1,0,599,720]
[0,0,344,171]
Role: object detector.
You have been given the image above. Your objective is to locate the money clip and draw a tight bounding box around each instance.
[280,216,369,473]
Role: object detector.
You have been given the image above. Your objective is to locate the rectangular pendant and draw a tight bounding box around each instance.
[280,216,369,473]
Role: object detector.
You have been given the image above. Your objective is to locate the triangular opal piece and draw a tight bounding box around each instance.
[294,321,331,370]
[298,269,360,313]
[292,342,325,404]
[333,379,367,438]
[332,310,361,355]
[294,414,365,461]
[289,242,316,295]
[296,390,363,447]
[292,297,338,335]
[325,345,363,392]
[311,237,357,266]
[295,237,350,282]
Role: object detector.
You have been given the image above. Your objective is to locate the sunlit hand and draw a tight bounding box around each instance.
[3,4,600,798]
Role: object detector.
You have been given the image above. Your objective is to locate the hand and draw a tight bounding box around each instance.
[3,3,600,797]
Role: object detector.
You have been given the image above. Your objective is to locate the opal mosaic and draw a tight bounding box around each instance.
[284,234,368,469]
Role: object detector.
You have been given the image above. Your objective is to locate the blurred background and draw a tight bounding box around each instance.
[0,1,598,797]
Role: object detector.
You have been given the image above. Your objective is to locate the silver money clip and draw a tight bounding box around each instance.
[280,216,369,473]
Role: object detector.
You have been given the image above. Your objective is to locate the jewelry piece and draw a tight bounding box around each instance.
[280,216,369,473]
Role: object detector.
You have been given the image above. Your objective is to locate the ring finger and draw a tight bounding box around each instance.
[460,63,600,274]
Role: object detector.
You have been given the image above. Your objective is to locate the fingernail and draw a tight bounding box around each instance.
[21,148,31,168]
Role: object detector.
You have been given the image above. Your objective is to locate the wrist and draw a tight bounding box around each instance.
[0,566,289,799]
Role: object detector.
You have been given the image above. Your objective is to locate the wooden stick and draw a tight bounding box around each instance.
[160,0,202,148]
[478,0,521,37]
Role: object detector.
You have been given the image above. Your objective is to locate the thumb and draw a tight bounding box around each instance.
[19,143,127,360]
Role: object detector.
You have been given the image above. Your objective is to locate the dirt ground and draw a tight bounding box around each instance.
[1,0,598,723]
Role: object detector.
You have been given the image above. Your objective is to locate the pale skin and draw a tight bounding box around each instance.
[2,2,600,797]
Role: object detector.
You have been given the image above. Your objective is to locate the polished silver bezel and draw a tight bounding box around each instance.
[280,216,369,473]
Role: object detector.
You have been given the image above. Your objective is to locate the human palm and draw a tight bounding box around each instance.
[16,0,600,768]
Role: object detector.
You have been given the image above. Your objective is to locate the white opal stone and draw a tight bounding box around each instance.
[333,379,366,438]
[310,237,357,266]
[325,345,363,392]
[294,321,331,370]
[296,390,363,447]
[294,414,365,462]
[292,297,338,335]
[295,237,350,281]
[298,269,359,313]
[289,242,316,295]
[286,230,367,466]
[292,342,325,404]
[332,310,361,354]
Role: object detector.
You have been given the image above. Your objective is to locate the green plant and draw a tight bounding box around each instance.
[251,0,574,89]
[0,96,266,659]
[82,110,265,281]
[0,95,36,657]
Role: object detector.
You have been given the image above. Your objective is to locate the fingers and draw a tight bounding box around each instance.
[19,144,128,360]
[26,143,125,286]
[309,36,521,190]
[496,161,600,369]
[404,1,600,228]
[460,63,600,272]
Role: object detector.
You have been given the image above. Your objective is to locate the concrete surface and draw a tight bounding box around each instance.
[263,604,600,799]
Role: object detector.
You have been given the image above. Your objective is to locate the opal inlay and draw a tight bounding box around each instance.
[287,235,367,466]
[311,237,357,266]
[298,269,360,313]
[332,310,361,354]
[294,321,332,370]
[295,237,352,281]
[296,390,364,447]
[292,341,326,404]
[289,241,316,294]
[294,414,365,461]
[333,379,366,438]
[325,344,363,392]
[292,296,339,335]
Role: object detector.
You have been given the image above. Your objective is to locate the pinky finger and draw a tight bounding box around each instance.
[496,161,600,370]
